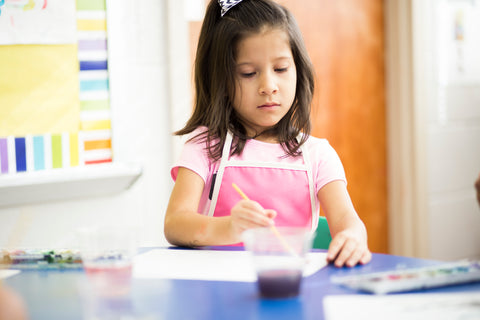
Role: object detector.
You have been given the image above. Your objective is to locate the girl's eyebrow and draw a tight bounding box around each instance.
[236,56,293,67]
[236,62,253,67]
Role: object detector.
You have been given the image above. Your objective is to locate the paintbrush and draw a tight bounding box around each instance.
[231,183,299,257]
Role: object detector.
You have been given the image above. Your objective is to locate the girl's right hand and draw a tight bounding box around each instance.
[229,200,277,241]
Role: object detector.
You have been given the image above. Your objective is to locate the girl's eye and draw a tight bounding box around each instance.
[240,72,256,78]
[275,67,288,73]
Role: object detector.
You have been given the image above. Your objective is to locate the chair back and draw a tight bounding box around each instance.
[313,216,332,249]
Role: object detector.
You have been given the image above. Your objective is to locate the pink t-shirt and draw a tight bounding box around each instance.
[171,127,347,215]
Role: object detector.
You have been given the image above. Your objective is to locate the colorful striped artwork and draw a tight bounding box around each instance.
[77,0,112,166]
[0,138,8,174]
[0,0,112,175]
[0,133,80,174]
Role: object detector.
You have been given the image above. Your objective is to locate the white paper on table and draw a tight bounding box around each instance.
[133,249,327,282]
[323,293,480,320]
[0,269,20,280]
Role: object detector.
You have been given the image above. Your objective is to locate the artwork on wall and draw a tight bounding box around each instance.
[0,0,112,175]
[437,0,480,84]
[0,0,77,44]
[435,0,480,121]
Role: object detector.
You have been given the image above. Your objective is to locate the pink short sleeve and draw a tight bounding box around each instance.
[307,137,347,193]
[171,129,211,183]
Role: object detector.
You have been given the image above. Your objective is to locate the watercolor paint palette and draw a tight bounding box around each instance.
[0,249,82,270]
[331,260,480,294]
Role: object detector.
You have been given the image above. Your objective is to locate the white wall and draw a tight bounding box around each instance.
[0,0,183,249]
[384,0,480,261]
[425,0,480,260]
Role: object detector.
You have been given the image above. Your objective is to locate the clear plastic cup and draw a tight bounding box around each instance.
[77,226,138,298]
[242,226,313,299]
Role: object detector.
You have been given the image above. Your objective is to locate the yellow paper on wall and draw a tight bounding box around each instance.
[0,45,80,136]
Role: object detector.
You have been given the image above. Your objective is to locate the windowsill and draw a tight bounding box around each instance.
[0,163,142,208]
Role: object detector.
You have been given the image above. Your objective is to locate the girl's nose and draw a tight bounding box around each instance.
[258,73,278,95]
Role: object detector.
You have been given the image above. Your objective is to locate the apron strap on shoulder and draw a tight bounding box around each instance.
[207,132,233,217]
[299,134,318,231]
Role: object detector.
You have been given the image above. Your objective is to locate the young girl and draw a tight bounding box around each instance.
[164,0,371,268]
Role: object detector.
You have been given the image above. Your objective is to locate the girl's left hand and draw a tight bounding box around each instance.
[326,229,372,268]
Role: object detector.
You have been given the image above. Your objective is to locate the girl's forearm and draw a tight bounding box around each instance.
[164,212,238,247]
[327,208,367,241]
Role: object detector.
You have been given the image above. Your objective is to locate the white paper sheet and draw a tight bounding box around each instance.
[133,249,327,282]
[0,269,20,280]
[324,293,480,320]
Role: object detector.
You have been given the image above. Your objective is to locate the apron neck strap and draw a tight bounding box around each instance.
[207,132,233,217]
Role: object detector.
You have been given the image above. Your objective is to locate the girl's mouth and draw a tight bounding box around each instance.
[258,103,280,108]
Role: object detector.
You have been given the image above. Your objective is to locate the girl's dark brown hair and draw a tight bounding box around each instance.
[175,0,315,161]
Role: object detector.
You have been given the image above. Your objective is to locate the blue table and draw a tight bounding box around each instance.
[3,247,480,320]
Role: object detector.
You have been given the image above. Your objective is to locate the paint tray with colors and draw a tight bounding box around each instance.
[331,260,480,294]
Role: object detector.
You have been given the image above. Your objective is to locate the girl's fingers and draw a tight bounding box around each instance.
[241,199,265,212]
[264,209,277,220]
[359,249,372,265]
[235,213,271,229]
[327,232,371,267]
[326,235,346,263]
[232,201,275,230]
[244,209,274,226]
[345,246,365,267]
[332,239,357,267]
